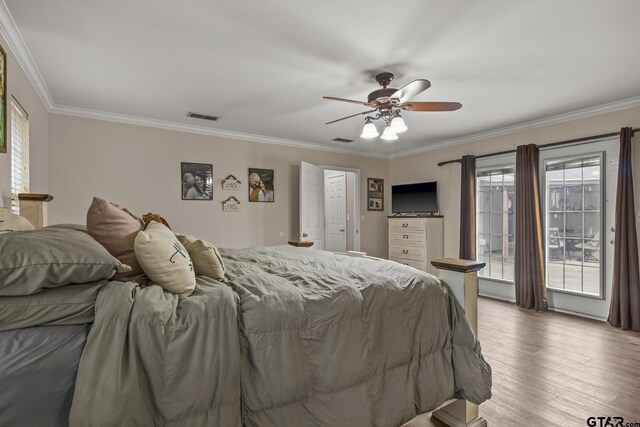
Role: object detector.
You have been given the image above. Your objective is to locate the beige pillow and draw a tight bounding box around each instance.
[86,197,146,283]
[177,234,226,281]
[134,221,196,296]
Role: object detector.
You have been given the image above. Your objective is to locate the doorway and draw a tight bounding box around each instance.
[324,169,358,252]
[539,138,618,319]
[299,162,361,252]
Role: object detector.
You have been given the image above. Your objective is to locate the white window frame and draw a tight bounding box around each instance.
[475,153,517,291]
[10,98,29,214]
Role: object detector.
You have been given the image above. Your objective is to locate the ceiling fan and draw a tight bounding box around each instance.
[323,72,461,141]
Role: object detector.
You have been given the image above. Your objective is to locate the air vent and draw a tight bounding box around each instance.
[187,112,218,121]
[332,137,353,143]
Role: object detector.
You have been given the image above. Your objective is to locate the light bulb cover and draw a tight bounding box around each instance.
[360,120,379,139]
[390,116,407,133]
[380,126,398,141]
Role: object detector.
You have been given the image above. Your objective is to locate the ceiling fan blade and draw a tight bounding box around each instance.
[389,79,431,104]
[323,96,370,106]
[401,102,462,112]
[325,109,377,125]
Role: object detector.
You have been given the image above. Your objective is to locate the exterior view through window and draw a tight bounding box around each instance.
[544,156,602,296]
[477,167,515,281]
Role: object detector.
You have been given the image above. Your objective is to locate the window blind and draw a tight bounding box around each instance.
[10,100,29,214]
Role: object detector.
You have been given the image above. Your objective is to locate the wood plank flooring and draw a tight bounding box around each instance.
[406,297,640,427]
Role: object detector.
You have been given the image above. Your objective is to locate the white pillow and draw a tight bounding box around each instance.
[134,221,196,296]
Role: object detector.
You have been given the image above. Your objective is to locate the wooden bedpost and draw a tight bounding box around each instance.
[18,193,54,229]
[431,258,487,427]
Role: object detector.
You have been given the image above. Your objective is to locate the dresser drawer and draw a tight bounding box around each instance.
[389,231,425,246]
[389,218,425,231]
[390,257,427,271]
[389,244,425,261]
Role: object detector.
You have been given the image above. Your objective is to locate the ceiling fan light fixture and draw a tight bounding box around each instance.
[380,126,398,141]
[360,118,379,139]
[390,113,408,133]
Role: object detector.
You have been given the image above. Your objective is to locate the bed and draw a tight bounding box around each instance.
[0,223,491,427]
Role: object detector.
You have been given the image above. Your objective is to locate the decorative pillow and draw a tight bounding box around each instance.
[0,225,131,297]
[134,221,196,296]
[177,234,226,281]
[86,197,146,283]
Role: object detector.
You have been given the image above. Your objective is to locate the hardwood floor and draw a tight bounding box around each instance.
[407,296,640,427]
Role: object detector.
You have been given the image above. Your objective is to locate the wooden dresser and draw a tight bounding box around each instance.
[388,216,444,276]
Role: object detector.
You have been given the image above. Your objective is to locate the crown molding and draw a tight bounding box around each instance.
[387,95,640,159]
[49,103,389,159]
[0,0,54,109]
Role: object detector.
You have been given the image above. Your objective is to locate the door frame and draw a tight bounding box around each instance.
[538,137,618,320]
[319,165,361,252]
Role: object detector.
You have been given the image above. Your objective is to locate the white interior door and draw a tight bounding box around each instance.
[300,161,324,250]
[325,171,347,252]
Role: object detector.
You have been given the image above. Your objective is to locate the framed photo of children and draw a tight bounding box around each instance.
[367,178,384,211]
[0,43,6,154]
[181,162,213,200]
[248,168,274,202]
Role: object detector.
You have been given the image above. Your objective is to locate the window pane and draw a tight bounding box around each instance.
[545,156,602,296]
[477,166,515,281]
[565,212,582,238]
[548,185,564,211]
[478,212,491,234]
[478,190,490,213]
[478,233,491,276]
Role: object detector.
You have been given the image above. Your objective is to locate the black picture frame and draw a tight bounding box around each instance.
[367,178,384,211]
[248,168,274,202]
[181,162,213,200]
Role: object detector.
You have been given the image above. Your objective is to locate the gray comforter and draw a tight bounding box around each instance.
[70,246,491,426]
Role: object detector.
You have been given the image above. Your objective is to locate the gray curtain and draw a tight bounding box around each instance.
[515,144,548,311]
[608,127,640,331]
[459,155,476,260]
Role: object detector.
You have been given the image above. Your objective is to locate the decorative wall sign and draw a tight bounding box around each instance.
[181,162,213,200]
[248,168,274,202]
[367,178,384,211]
[222,174,241,190]
[222,196,241,212]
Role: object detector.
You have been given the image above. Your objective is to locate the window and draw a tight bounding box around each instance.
[544,155,602,296]
[477,167,515,281]
[10,99,29,214]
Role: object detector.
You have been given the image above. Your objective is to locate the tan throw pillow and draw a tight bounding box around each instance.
[177,235,226,281]
[86,197,146,283]
[135,221,196,296]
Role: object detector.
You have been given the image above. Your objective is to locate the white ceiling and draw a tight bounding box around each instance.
[4,0,640,157]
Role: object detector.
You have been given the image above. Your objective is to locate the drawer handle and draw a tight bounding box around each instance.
[402,249,408,254]
[402,223,408,228]
[403,234,408,239]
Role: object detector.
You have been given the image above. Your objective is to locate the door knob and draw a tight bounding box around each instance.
[339,228,345,232]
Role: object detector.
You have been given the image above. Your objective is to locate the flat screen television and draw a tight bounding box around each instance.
[391,181,438,214]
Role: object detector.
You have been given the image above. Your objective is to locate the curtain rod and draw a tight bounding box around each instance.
[437,127,639,167]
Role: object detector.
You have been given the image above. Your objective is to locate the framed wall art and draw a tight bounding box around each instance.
[181,162,213,200]
[367,178,384,211]
[248,168,274,202]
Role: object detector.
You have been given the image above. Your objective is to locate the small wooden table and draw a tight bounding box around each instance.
[288,240,314,248]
